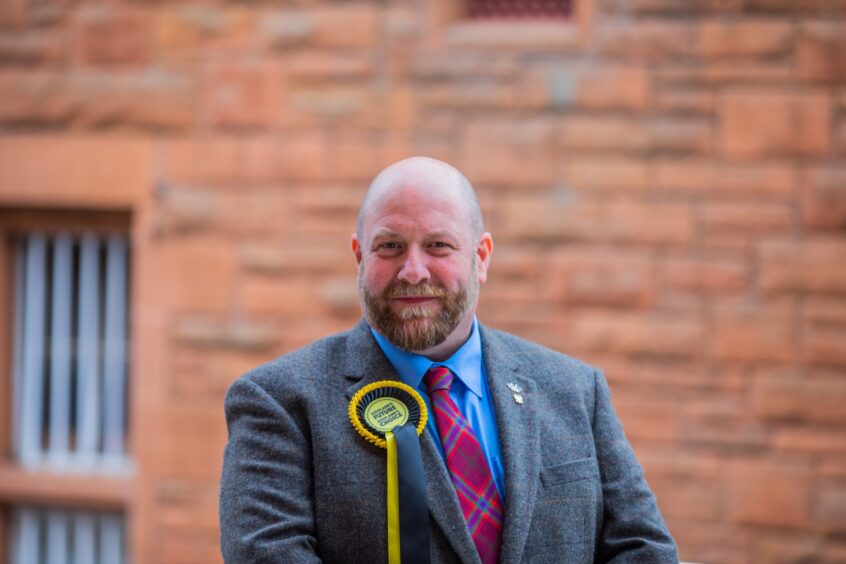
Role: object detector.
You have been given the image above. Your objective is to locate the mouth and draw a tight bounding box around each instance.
[393,296,437,304]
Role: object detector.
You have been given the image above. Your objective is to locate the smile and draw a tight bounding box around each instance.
[394,297,437,304]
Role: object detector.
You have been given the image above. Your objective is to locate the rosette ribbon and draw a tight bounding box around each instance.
[349,381,431,564]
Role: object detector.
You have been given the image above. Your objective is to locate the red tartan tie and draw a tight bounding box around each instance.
[424,366,503,564]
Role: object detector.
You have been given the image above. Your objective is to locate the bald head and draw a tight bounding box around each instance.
[356,157,484,243]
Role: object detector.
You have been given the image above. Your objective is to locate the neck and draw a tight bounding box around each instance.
[413,314,474,362]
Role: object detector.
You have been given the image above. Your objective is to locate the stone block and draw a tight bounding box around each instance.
[614,397,680,442]
[560,156,651,192]
[719,89,831,157]
[797,22,846,84]
[702,202,793,235]
[753,376,846,424]
[199,61,282,129]
[568,310,706,357]
[594,20,694,61]
[0,28,67,64]
[760,238,846,294]
[75,7,153,66]
[141,238,238,311]
[654,159,793,197]
[548,248,656,307]
[557,116,645,152]
[311,4,378,48]
[697,19,793,58]
[663,254,748,294]
[0,134,152,207]
[728,459,810,528]
[574,66,651,110]
[801,166,846,231]
[287,51,373,80]
[460,118,556,186]
[816,483,846,533]
[712,301,797,362]
[158,6,254,61]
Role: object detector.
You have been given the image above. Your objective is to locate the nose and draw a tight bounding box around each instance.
[397,246,429,285]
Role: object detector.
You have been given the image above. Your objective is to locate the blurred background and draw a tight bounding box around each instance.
[0,0,845,562]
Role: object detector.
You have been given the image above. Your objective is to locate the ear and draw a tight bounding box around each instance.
[351,233,363,266]
[475,232,493,284]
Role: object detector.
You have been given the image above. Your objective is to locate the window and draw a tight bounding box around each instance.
[425,0,586,51]
[12,231,130,472]
[0,210,132,564]
[466,0,572,19]
[9,506,125,564]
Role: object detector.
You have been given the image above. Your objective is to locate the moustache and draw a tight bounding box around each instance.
[384,283,447,299]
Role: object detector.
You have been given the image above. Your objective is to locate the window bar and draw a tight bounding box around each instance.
[73,511,97,564]
[11,237,26,459]
[103,235,127,462]
[46,510,70,564]
[19,233,47,468]
[99,513,124,563]
[76,233,101,467]
[48,233,73,466]
[12,508,40,564]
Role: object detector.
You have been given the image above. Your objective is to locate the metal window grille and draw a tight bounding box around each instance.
[466,0,571,18]
[9,506,126,564]
[11,231,130,473]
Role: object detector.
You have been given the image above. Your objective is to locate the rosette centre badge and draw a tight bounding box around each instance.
[349,381,430,564]
[366,397,409,432]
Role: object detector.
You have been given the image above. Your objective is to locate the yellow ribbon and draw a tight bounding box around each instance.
[386,431,401,564]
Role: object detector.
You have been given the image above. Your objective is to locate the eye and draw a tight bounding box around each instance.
[374,241,403,256]
[427,241,454,253]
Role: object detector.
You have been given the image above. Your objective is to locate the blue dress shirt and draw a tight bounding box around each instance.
[371,318,506,499]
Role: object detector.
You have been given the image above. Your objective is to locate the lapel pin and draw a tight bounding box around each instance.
[507,382,524,404]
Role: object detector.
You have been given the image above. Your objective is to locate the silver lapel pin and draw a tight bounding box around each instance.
[507,382,524,404]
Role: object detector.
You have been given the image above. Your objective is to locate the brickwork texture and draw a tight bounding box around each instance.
[1,0,846,562]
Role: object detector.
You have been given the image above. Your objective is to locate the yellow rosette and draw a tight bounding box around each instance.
[349,381,430,564]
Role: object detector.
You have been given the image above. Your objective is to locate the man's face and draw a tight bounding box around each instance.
[352,183,490,353]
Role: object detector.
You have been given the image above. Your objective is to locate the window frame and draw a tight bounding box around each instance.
[425,0,592,50]
[0,208,133,564]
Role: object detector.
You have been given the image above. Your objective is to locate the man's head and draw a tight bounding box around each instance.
[352,157,493,360]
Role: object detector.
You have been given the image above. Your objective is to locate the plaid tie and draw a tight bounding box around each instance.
[424,366,503,564]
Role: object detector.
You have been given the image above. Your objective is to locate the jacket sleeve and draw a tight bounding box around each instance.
[219,376,322,564]
[592,369,679,563]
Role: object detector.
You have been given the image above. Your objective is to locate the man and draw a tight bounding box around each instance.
[220,157,678,563]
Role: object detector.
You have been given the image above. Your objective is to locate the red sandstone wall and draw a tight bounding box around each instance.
[1,0,845,562]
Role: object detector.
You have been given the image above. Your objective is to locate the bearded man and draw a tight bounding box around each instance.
[219,157,678,563]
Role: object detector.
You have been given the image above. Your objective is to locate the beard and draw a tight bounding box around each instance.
[360,266,477,353]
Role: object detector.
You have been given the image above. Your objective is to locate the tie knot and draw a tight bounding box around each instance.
[424,366,453,393]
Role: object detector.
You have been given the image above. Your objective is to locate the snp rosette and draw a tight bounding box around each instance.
[348,380,430,564]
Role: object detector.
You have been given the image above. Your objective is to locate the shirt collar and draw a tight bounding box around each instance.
[370,318,484,398]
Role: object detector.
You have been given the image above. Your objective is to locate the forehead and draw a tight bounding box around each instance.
[362,183,470,240]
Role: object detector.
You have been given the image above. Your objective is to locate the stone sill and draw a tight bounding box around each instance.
[0,462,132,510]
[445,20,584,50]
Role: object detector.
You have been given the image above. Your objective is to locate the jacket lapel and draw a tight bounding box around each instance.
[480,326,541,564]
[342,320,480,564]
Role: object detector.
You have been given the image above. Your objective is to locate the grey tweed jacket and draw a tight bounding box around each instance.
[220,320,678,563]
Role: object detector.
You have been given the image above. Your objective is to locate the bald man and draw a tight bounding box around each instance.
[220,157,678,563]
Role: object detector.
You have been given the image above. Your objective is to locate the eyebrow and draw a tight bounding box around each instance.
[426,230,460,241]
[370,230,404,241]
